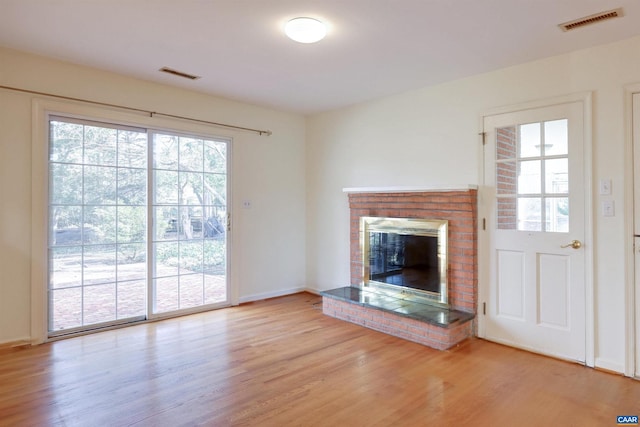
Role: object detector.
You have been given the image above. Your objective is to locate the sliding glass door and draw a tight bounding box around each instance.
[48,117,228,336]
[151,132,228,314]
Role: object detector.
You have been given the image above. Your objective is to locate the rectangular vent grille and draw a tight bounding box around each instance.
[559,8,623,32]
[159,67,201,80]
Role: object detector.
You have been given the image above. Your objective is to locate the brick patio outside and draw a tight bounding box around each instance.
[50,255,227,332]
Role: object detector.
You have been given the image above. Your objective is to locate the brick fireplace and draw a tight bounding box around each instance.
[322,188,478,350]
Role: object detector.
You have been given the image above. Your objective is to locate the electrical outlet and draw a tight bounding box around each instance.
[242,200,252,209]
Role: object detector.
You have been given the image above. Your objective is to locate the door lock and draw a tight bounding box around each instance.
[560,240,582,249]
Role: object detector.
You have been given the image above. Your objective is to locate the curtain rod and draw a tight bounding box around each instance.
[0,84,273,136]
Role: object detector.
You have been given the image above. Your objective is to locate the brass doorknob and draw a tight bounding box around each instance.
[560,240,582,249]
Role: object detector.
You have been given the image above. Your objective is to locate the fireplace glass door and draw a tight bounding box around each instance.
[368,232,440,293]
[361,217,448,307]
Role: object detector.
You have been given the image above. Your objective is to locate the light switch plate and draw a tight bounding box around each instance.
[599,178,612,195]
[602,200,615,217]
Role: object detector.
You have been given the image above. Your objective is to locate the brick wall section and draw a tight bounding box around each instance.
[496,126,517,230]
[497,197,517,229]
[349,190,478,314]
[496,126,516,160]
[323,297,473,350]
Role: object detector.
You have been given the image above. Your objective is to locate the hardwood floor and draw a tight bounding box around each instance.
[1,292,639,426]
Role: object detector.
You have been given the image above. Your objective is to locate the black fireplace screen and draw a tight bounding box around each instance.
[368,232,440,293]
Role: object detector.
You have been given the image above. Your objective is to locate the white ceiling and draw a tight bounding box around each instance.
[1,1,639,115]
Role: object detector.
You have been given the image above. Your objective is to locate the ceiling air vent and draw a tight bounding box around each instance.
[559,8,623,32]
[159,67,201,80]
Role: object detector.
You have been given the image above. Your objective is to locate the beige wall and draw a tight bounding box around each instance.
[306,35,640,373]
[0,47,307,344]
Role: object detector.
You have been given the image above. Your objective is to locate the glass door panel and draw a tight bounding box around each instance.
[151,132,227,315]
[48,118,148,334]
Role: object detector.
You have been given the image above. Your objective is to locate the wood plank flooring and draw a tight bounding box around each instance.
[0,292,639,426]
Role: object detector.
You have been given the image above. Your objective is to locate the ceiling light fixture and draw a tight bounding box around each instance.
[285,17,327,43]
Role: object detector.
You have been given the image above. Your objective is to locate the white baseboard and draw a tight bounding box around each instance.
[237,287,308,304]
[595,357,625,375]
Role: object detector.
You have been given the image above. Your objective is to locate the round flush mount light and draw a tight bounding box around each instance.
[285,17,327,43]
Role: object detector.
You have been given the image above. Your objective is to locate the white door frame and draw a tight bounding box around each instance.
[624,84,640,378]
[477,92,594,367]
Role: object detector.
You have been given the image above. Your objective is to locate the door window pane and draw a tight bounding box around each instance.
[153,134,179,170]
[84,126,117,166]
[180,137,203,166]
[154,206,179,241]
[50,287,82,330]
[544,119,568,156]
[154,277,179,312]
[84,166,117,205]
[519,123,541,158]
[546,198,569,232]
[496,118,570,232]
[83,244,116,285]
[517,161,541,194]
[205,141,228,173]
[117,206,146,242]
[517,198,542,231]
[117,243,146,281]
[154,170,179,204]
[118,131,147,168]
[497,197,517,230]
[545,158,568,194]
[83,283,116,324]
[50,122,83,163]
[50,246,82,289]
[84,206,117,244]
[50,206,82,245]
[50,164,83,205]
[154,241,180,277]
[180,275,204,309]
[117,280,146,318]
[180,241,203,274]
[118,168,146,205]
[497,161,516,195]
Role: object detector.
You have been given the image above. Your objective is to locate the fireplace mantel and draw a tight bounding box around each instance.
[343,185,478,194]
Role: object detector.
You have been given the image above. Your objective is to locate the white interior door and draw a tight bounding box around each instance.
[481,101,586,362]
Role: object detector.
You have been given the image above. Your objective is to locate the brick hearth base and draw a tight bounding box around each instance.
[322,287,474,350]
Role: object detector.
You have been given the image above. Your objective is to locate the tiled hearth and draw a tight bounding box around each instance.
[322,188,478,350]
[322,286,474,350]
